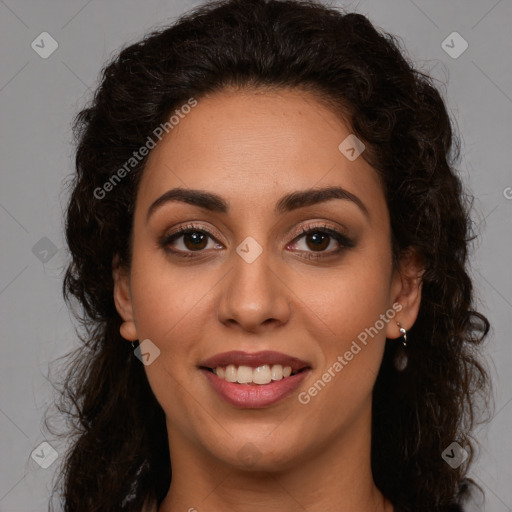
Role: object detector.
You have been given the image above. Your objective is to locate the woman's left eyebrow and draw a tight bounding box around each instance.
[275,186,369,217]
[146,185,369,222]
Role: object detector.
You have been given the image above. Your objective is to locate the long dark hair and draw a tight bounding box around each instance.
[46,1,492,510]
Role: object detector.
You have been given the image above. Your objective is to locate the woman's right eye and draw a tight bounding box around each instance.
[162,225,223,257]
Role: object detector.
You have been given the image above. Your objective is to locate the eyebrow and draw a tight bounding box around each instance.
[146,185,369,222]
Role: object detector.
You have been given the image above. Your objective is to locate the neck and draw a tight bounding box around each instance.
[157,403,393,512]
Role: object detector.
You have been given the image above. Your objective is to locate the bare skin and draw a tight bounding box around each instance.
[113,87,423,512]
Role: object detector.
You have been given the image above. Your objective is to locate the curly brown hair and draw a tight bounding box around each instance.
[46,1,492,511]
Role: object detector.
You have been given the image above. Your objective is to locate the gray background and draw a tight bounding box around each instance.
[0,0,511,510]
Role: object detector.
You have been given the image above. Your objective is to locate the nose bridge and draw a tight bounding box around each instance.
[217,238,291,331]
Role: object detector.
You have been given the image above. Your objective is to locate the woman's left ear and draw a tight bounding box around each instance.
[386,247,425,339]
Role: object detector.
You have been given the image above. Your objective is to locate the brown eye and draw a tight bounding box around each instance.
[161,224,224,257]
[182,231,208,251]
[305,232,329,251]
[287,224,355,260]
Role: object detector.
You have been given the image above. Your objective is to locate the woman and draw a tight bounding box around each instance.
[49,0,492,510]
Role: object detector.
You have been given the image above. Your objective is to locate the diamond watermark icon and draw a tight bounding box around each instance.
[237,442,262,468]
[32,237,58,263]
[236,236,263,263]
[31,441,58,469]
[134,338,161,366]
[441,32,468,59]
[31,32,59,59]
[442,441,468,469]
[338,134,365,161]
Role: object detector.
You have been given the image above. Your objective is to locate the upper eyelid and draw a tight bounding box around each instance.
[164,223,223,242]
[289,222,349,240]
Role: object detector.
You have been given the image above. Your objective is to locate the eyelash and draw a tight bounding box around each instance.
[160,222,354,260]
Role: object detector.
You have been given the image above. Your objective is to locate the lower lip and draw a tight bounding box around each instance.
[201,368,310,408]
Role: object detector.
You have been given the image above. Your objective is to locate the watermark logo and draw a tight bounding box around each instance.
[298,302,402,404]
[134,338,161,366]
[31,32,58,59]
[32,236,58,263]
[236,236,263,264]
[31,441,58,469]
[441,32,468,59]
[442,442,468,469]
[93,97,198,200]
[237,442,262,468]
[338,134,365,161]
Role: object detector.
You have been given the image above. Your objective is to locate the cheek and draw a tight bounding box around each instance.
[302,238,393,394]
[293,283,392,451]
[127,251,214,413]
[128,245,220,357]
[303,243,393,338]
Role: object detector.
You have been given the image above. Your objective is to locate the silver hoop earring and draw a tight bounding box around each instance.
[394,322,408,371]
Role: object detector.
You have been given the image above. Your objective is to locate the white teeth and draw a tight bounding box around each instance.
[253,364,271,384]
[212,364,295,384]
[270,364,283,381]
[225,364,237,382]
[237,365,253,384]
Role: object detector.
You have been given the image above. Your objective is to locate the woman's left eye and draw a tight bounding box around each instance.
[287,226,353,257]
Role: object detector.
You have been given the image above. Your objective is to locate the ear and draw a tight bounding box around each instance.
[386,247,424,339]
[112,255,138,342]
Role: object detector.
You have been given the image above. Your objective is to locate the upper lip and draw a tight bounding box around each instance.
[199,350,311,373]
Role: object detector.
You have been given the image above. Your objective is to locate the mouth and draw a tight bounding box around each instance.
[200,364,309,385]
[198,350,311,407]
[198,350,311,384]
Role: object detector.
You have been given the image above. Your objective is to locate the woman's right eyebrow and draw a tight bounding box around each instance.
[146,186,369,223]
[146,188,228,222]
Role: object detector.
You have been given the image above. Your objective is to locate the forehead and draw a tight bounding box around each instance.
[137,88,385,219]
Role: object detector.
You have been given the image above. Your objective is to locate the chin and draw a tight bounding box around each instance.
[210,437,306,473]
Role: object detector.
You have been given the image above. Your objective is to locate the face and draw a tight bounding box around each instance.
[114,87,422,473]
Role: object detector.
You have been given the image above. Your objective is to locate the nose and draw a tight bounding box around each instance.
[217,248,291,333]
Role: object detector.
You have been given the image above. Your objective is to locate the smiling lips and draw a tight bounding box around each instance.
[199,350,311,408]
